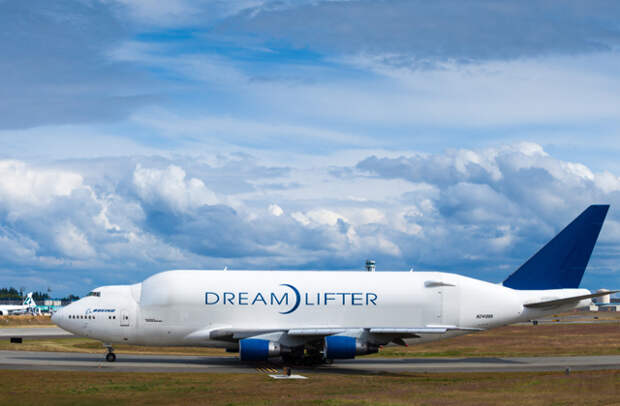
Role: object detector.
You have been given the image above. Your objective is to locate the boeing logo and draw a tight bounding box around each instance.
[85,308,115,314]
[205,283,378,314]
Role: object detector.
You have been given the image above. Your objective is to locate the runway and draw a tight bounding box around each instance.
[2,326,619,374]
[1,350,619,374]
[0,327,73,340]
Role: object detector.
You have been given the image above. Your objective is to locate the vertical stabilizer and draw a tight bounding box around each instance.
[503,205,609,290]
[23,292,35,308]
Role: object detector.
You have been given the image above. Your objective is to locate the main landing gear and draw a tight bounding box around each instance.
[104,345,116,362]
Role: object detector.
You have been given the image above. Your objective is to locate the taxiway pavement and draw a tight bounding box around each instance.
[0,327,73,340]
[0,350,618,374]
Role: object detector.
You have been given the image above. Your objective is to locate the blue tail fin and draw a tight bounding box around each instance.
[503,205,609,290]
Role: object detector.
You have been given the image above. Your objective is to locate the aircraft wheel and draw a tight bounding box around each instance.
[106,352,116,362]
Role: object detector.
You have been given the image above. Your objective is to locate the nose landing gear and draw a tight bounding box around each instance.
[104,344,116,362]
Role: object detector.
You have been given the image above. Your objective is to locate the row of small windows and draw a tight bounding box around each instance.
[69,315,117,320]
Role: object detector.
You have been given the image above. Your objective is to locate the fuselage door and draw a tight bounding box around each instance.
[440,284,460,326]
[424,279,459,325]
[120,309,130,327]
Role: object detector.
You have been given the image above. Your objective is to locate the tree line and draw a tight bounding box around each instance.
[0,287,79,302]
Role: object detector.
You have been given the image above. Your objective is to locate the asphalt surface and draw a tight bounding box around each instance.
[2,326,619,374]
[0,350,618,374]
[0,327,73,340]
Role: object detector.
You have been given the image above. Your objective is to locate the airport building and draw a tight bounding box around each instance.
[579,289,620,312]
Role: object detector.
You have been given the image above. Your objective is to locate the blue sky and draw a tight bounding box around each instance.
[1,0,620,295]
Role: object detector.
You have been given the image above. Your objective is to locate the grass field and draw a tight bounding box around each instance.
[0,315,55,327]
[0,369,618,405]
[1,313,619,405]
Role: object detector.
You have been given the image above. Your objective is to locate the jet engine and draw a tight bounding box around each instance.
[239,338,285,361]
[323,335,379,359]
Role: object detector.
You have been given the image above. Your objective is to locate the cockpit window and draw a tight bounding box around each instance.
[87,291,101,297]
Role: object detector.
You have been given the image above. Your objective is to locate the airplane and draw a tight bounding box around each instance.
[0,292,37,316]
[52,205,617,363]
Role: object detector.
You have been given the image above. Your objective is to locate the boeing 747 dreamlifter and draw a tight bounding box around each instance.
[52,205,616,363]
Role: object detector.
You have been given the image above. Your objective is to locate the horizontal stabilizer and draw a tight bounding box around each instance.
[523,290,619,309]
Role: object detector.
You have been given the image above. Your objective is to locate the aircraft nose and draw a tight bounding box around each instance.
[51,307,63,326]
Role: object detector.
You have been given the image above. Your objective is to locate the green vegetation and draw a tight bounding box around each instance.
[0,287,79,302]
[0,370,618,405]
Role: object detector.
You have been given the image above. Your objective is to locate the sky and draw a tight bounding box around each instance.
[1,0,620,295]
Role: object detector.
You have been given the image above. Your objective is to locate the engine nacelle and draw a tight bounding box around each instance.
[239,338,283,361]
[324,335,379,359]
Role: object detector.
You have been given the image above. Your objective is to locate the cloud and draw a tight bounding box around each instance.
[105,0,265,26]
[268,204,284,216]
[355,143,620,277]
[0,0,156,129]
[223,0,620,63]
[133,164,218,213]
[55,222,96,259]
[1,147,619,294]
[0,160,84,217]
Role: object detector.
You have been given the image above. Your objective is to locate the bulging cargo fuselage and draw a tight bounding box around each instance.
[52,270,590,356]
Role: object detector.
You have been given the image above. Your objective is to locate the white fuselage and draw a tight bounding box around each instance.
[52,270,591,349]
[0,304,30,316]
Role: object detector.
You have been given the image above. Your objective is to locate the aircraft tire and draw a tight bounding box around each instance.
[106,352,116,362]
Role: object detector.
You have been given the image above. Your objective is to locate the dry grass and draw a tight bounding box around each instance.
[0,315,53,327]
[0,369,618,405]
[376,321,620,358]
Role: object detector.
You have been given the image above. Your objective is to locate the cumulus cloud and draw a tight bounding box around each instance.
[268,204,284,216]
[0,144,619,294]
[55,222,96,259]
[0,160,83,213]
[133,164,218,212]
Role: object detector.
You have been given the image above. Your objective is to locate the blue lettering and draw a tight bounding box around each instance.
[252,292,267,305]
[223,292,235,305]
[205,292,220,305]
[270,292,288,306]
[204,287,378,310]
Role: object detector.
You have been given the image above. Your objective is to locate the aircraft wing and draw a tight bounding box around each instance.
[189,325,481,343]
[523,290,619,309]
